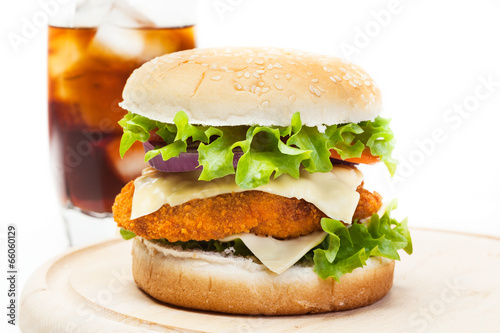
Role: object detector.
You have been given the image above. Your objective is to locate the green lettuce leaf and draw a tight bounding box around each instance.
[119,227,136,240]
[358,117,397,176]
[118,113,156,158]
[198,127,246,181]
[118,229,252,257]
[232,126,311,189]
[287,113,333,172]
[171,111,208,142]
[154,238,253,257]
[119,111,398,188]
[312,200,412,281]
[143,111,209,162]
[325,123,365,160]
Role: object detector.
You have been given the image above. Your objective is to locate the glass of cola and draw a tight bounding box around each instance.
[48,0,197,245]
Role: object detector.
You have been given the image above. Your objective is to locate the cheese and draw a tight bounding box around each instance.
[219,231,327,274]
[131,166,363,221]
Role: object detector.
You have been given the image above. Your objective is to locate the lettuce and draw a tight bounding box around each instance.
[312,200,412,281]
[119,228,136,240]
[118,229,253,257]
[154,238,253,257]
[119,111,397,188]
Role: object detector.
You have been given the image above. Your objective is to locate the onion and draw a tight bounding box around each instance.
[143,141,243,172]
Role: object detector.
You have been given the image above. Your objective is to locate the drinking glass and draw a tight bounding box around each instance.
[48,0,197,246]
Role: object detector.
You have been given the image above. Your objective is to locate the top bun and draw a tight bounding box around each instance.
[121,47,382,127]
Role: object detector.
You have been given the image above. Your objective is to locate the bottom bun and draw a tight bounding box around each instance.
[132,237,395,315]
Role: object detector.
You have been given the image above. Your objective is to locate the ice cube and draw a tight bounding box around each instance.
[107,0,155,28]
[73,0,114,27]
[49,0,77,27]
[88,22,144,60]
[48,31,88,78]
[51,0,114,28]
[106,137,148,183]
[111,0,198,28]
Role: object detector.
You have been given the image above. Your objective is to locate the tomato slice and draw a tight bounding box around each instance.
[330,148,380,165]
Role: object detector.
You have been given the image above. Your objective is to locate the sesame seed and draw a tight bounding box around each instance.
[349,80,357,87]
[221,66,229,71]
[255,86,261,95]
[289,95,296,103]
[256,69,265,74]
[309,84,321,97]
[201,63,209,67]
[243,86,250,91]
[323,66,332,72]
[255,59,264,65]
[211,63,218,69]
[267,64,274,70]
[244,72,251,79]
[275,83,283,91]
[253,72,260,78]
[246,58,253,64]
[334,75,342,81]
[312,78,319,83]
[258,81,265,87]
[306,71,313,76]
[274,63,283,68]
[339,67,347,73]
[237,72,244,78]
[329,76,336,83]
[211,76,221,81]
[262,87,270,93]
[274,74,280,80]
[234,82,242,90]
[261,101,270,109]
[285,73,292,80]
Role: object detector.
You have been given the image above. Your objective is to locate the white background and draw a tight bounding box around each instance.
[1,1,500,332]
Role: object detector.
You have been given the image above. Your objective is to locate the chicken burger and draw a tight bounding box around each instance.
[113,47,412,315]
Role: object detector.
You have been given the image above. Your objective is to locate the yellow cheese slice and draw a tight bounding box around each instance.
[219,231,327,274]
[131,166,363,221]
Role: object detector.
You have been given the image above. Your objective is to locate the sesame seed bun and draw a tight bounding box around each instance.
[120,47,382,127]
[132,237,395,315]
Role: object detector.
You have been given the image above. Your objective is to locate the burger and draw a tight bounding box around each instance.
[113,47,412,315]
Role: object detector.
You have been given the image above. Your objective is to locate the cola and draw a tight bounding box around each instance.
[48,25,195,214]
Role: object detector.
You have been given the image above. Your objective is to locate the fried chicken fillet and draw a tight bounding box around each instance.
[113,179,382,242]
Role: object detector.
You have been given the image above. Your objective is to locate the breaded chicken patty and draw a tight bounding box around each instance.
[113,181,382,241]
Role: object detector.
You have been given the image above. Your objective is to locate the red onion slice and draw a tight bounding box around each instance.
[143,141,242,172]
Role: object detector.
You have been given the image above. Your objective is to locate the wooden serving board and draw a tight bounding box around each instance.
[20,229,500,332]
